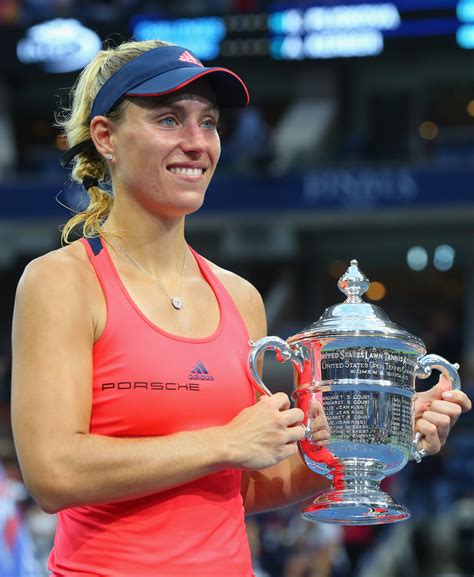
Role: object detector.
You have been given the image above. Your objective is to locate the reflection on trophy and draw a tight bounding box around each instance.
[248,260,461,526]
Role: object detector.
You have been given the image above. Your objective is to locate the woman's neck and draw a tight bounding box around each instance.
[101,205,188,276]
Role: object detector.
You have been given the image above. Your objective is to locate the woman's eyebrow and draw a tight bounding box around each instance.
[146,99,219,115]
[159,101,219,114]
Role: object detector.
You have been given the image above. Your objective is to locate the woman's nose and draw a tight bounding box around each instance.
[180,123,210,153]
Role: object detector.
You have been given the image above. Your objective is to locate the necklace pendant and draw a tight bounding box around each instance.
[172,297,183,310]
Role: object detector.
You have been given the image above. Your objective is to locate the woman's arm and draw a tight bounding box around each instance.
[241,451,331,516]
[215,267,330,514]
[11,250,304,514]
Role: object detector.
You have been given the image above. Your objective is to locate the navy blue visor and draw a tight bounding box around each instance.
[90,45,250,118]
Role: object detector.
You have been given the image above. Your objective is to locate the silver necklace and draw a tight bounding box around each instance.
[121,246,188,310]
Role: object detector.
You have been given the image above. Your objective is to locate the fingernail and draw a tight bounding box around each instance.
[442,391,453,399]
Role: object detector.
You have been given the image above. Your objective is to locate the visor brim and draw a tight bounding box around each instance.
[126,66,249,110]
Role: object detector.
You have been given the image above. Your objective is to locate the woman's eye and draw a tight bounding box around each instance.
[202,118,217,129]
[159,116,177,127]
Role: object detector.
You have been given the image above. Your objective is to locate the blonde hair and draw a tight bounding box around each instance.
[58,39,173,244]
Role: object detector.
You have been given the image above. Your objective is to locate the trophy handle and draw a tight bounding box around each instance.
[248,336,305,398]
[411,354,461,462]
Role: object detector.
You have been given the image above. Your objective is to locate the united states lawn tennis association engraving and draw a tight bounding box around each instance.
[320,347,418,387]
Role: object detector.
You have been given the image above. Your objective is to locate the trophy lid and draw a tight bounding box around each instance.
[288,259,425,347]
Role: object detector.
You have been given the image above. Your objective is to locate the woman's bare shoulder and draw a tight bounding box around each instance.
[205,258,260,302]
[205,258,267,339]
[12,239,104,346]
[16,240,96,306]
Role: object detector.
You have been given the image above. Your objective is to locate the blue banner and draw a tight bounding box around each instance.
[0,165,473,220]
[201,165,474,213]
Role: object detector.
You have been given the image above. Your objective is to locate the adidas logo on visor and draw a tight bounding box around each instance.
[179,51,204,67]
[189,361,214,381]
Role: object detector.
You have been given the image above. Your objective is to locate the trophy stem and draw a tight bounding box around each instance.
[302,458,410,525]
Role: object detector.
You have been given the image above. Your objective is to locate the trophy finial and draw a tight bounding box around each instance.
[338,259,370,303]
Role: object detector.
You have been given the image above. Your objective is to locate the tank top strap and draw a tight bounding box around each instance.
[81,236,110,278]
[80,236,130,321]
[81,236,105,259]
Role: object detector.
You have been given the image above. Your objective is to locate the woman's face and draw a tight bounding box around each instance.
[108,79,221,220]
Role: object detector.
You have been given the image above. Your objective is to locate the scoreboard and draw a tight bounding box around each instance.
[131,0,473,60]
[12,1,474,74]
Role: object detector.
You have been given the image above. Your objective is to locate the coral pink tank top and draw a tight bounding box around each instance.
[48,237,256,577]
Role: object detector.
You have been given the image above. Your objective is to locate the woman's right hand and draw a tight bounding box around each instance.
[220,392,306,470]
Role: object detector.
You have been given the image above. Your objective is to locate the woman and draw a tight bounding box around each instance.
[11,40,471,576]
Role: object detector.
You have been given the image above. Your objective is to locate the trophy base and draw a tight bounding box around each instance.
[302,489,410,526]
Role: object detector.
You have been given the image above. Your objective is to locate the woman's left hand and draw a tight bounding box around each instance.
[413,374,472,456]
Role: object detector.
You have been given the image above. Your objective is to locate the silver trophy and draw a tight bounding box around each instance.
[248,260,461,525]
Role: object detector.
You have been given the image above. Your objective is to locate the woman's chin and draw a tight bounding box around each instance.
[158,197,206,220]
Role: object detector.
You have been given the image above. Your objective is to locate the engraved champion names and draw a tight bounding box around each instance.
[320,347,417,387]
[323,390,412,445]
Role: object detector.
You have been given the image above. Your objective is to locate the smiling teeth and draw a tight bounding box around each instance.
[169,167,203,176]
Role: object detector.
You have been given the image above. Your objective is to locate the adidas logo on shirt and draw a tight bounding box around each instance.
[189,361,215,381]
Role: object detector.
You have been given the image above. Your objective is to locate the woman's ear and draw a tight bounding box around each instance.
[90,115,114,159]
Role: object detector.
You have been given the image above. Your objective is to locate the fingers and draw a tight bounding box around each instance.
[258,392,305,441]
[311,427,330,445]
[418,411,451,449]
[281,408,305,428]
[415,417,442,455]
[441,390,472,413]
[306,400,330,446]
[414,385,471,421]
[259,392,304,427]
[227,392,307,469]
[273,391,292,410]
[286,425,306,444]
[430,398,463,424]
[306,400,322,419]
[259,391,291,411]
[415,388,472,456]
[415,394,469,455]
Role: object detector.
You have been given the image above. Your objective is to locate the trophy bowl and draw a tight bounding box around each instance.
[248,260,461,525]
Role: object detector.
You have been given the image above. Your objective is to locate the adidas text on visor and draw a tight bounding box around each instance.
[90,45,250,118]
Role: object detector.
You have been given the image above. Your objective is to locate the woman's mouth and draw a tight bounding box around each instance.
[168,167,205,176]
